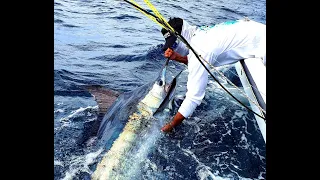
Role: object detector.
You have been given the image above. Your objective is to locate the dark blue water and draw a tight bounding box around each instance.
[54,0,266,179]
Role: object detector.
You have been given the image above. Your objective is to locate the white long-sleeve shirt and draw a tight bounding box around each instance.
[178,19,266,118]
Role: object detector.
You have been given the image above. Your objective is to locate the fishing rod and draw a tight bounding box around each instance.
[121,0,266,120]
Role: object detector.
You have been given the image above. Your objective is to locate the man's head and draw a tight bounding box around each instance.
[161,17,183,52]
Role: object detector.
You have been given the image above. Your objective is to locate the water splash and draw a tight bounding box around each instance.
[62,148,104,180]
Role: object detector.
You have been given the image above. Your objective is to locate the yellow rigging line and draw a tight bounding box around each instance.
[143,0,175,32]
[128,0,166,29]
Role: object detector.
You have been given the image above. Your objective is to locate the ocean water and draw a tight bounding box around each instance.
[54,0,266,179]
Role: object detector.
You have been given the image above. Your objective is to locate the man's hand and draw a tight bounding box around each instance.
[161,122,174,133]
[164,48,178,60]
[164,48,188,65]
[161,112,185,133]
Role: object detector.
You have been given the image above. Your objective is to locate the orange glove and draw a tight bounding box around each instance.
[161,112,185,132]
[164,48,178,60]
[161,122,174,133]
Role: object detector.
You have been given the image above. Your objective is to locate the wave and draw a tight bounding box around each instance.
[54,69,108,92]
[88,54,143,62]
[62,24,80,28]
[54,19,64,24]
[109,14,142,20]
[170,4,192,13]
[220,6,247,17]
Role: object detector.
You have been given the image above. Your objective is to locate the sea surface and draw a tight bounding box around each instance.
[54,0,266,179]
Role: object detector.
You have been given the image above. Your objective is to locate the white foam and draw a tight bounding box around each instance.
[257,171,266,179]
[85,136,98,147]
[239,133,249,149]
[240,178,255,180]
[59,105,98,122]
[193,139,212,146]
[222,129,231,137]
[62,148,103,180]
[255,147,265,161]
[240,133,247,143]
[179,144,235,180]
[234,110,245,118]
[54,160,64,167]
[230,163,240,170]
[62,169,78,180]
[86,148,104,165]
[54,109,64,113]
[197,165,230,180]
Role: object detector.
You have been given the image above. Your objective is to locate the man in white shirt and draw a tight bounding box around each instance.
[160,17,266,132]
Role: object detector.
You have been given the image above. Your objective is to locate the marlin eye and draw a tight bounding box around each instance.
[158,80,163,86]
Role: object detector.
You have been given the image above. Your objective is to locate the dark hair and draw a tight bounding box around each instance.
[161,17,183,51]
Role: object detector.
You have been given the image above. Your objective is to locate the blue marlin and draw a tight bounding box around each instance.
[90,60,182,180]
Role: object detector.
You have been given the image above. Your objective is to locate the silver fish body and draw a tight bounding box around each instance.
[91,65,181,180]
